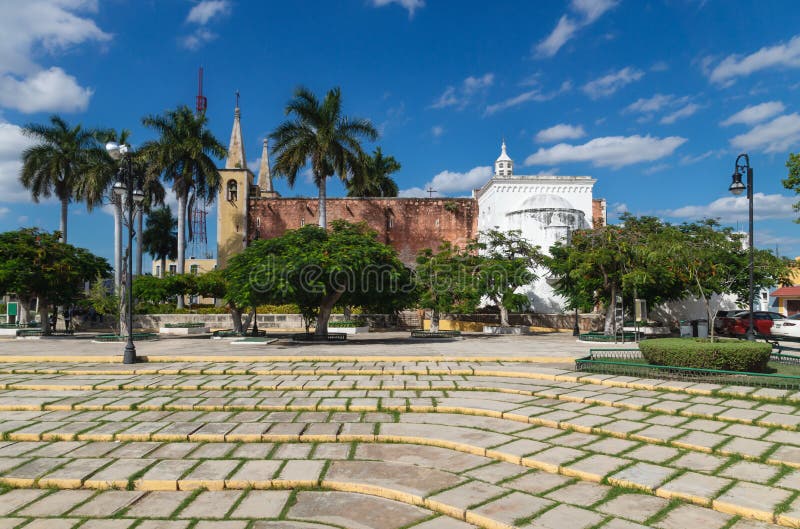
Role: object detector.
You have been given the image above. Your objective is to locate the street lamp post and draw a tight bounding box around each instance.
[729,153,755,341]
[106,142,145,363]
[573,307,580,336]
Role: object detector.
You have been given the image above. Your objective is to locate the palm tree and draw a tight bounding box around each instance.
[142,207,178,278]
[270,87,378,228]
[19,115,103,243]
[346,147,400,197]
[141,106,226,307]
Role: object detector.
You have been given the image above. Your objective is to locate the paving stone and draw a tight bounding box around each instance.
[177,490,242,519]
[17,489,95,516]
[38,457,110,488]
[324,460,463,499]
[718,461,780,483]
[608,462,676,492]
[672,430,728,452]
[0,488,48,515]
[135,459,197,491]
[71,490,145,516]
[231,443,273,458]
[135,521,191,529]
[0,519,26,529]
[356,443,488,472]
[767,444,800,467]
[84,458,155,489]
[654,504,731,529]
[463,461,529,483]
[79,520,136,529]
[624,444,679,463]
[524,446,584,472]
[229,490,291,518]
[226,459,282,488]
[598,520,650,529]
[598,493,669,522]
[587,437,639,455]
[631,425,686,443]
[564,454,630,482]
[272,443,313,459]
[193,522,247,529]
[670,452,726,473]
[179,459,239,490]
[18,519,78,529]
[545,481,610,505]
[468,491,553,528]
[656,471,731,505]
[713,481,791,522]
[312,442,350,459]
[427,481,507,518]
[525,504,606,529]
[289,490,430,529]
[148,442,199,459]
[410,516,478,529]
[123,491,194,518]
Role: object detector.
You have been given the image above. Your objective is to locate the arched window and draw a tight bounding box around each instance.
[226,180,238,202]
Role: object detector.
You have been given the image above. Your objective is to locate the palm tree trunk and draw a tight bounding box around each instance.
[176,192,187,309]
[59,199,68,243]
[160,256,166,278]
[318,176,327,229]
[114,200,122,293]
[135,210,143,276]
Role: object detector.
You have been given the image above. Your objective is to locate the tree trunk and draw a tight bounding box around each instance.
[315,290,344,336]
[114,200,122,292]
[604,284,617,335]
[318,176,327,229]
[499,303,510,327]
[39,303,50,335]
[59,199,68,243]
[343,306,352,320]
[160,256,166,278]
[176,192,187,308]
[230,304,243,334]
[136,209,143,276]
[430,309,440,333]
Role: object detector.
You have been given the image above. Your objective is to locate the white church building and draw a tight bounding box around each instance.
[475,142,605,312]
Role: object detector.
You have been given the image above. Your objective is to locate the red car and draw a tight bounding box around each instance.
[725,311,784,336]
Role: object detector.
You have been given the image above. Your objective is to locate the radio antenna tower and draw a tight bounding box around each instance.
[189,66,210,258]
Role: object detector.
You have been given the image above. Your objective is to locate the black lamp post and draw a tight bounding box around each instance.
[573,307,580,336]
[729,153,755,341]
[106,142,145,363]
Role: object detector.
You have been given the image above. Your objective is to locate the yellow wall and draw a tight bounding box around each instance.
[217,167,253,269]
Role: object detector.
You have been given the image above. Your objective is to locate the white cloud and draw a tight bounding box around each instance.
[431,125,444,137]
[0,207,9,218]
[625,94,686,114]
[17,215,29,224]
[535,124,586,143]
[709,35,800,85]
[0,121,38,203]
[721,101,786,126]
[680,150,717,165]
[662,193,797,222]
[535,0,618,58]
[371,0,425,17]
[0,68,92,113]
[582,67,644,99]
[180,29,217,51]
[431,73,493,110]
[650,61,669,72]
[484,81,571,116]
[730,113,800,153]
[611,202,628,215]
[525,134,687,169]
[0,0,108,113]
[399,165,492,197]
[660,103,701,124]
[186,0,230,25]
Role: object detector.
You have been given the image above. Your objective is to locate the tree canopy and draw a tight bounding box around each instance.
[0,229,110,333]
[225,221,412,334]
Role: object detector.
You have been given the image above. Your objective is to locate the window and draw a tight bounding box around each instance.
[226,179,238,201]
[301,217,305,226]
[169,264,176,275]
[388,217,394,229]
[155,265,161,277]
[190,264,199,275]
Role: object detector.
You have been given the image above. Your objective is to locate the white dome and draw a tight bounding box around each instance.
[515,194,574,211]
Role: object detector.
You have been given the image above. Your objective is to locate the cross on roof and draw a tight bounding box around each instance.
[426,187,437,198]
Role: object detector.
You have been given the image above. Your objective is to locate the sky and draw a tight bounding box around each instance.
[2,0,800,269]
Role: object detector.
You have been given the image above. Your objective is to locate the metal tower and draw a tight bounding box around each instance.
[188,66,210,259]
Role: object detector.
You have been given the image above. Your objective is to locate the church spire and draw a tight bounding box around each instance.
[225,91,246,170]
[495,139,513,177]
[258,138,273,193]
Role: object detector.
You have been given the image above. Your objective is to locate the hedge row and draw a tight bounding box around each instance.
[639,338,771,373]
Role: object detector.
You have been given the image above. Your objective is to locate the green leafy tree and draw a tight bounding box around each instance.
[270,87,378,228]
[87,277,119,333]
[195,268,252,334]
[19,116,105,243]
[658,220,790,338]
[132,275,171,304]
[783,153,800,222]
[346,147,400,197]
[226,221,409,335]
[141,105,226,306]
[469,229,543,327]
[415,242,481,332]
[0,229,110,334]
[142,207,178,278]
[547,215,683,334]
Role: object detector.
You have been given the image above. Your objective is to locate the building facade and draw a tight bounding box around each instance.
[216,105,606,311]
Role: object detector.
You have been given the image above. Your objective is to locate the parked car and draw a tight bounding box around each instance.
[726,311,785,336]
[714,310,742,335]
[770,314,800,338]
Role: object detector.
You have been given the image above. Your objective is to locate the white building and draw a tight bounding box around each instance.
[475,142,604,311]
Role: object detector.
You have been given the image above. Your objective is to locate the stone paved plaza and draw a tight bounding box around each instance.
[0,337,799,528]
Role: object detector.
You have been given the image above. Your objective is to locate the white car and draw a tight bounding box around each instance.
[771,314,800,338]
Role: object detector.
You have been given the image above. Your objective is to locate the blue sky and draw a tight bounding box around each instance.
[2,0,800,268]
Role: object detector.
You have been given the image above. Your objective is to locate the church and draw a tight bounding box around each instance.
[216,103,606,311]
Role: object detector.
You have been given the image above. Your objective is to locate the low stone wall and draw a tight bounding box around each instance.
[132,311,603,332]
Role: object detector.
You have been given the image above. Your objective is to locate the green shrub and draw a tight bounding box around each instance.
[640,338,771,373]
[327,320,366,328]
